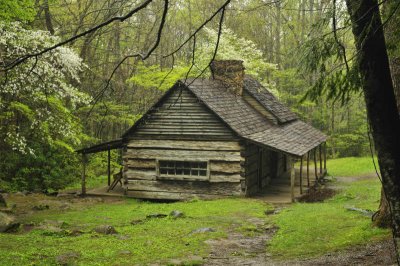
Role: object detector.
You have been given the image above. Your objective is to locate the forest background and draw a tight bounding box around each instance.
[1,0,395,192]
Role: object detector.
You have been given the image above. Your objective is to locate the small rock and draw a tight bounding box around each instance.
[146,213,167,219]
[116,234,131,240]
[56,251,80,265]
[14,192,26,197]
[118,250,132,255]
[0,212,19,232]
[264,209,275,215]
[130,219,144,225]
[191,227,215,234]
[42,220,67,228]
[169,210,184,219]
[40,226,66,235]
[93,225,117,235]
[68,229,84,237]
[32,204,49,211]
[59,203,72,210]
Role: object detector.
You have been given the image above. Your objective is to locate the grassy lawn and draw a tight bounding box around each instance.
[0,198,270,265]
[327,156,378,177]
[0,157,389,264]
[268,157,389,259]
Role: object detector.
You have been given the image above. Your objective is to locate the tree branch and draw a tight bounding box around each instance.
[2,0,154,71]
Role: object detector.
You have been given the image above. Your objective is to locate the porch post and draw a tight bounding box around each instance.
[290,164,295,203]
[314,148,318,182]
[107,146,111,186]
[299,156,303,194]
[81,153,87,196]
[324,142,327,172]
[306,151,310,187]
[319,144,322,176]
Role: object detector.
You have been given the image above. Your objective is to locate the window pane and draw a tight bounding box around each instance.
[158,161,208,178]
[176,169,183,175]
[199,162,207,169]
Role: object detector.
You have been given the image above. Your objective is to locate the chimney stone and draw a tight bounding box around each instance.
[210,60,245,96]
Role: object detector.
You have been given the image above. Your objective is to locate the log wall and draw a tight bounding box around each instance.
[123,140,244,199]
[131,88,236,140]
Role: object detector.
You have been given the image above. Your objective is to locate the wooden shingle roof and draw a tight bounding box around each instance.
[243,77,298,124]
[183,77,326,156]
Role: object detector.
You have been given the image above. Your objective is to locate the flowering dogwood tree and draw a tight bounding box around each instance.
[0,22,90,155]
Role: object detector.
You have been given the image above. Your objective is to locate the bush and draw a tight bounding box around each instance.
[0,142,80,192]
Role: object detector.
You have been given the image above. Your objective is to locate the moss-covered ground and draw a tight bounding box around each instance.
[0,157,390,264]
[268,156,389,259]
[0,197,270,265]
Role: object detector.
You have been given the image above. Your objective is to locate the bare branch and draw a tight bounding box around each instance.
[86,0,169,118]
[2,0,154,71]
[332,0,349,72]
[163,0,231,58]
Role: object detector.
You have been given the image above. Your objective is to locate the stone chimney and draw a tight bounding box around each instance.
[210,60,245,96]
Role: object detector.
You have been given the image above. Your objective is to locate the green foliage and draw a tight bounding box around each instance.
[0,142,80,192]
[0,198,269,265]
[128,62,191,91]
[0,0,35,22]
[269,174,388,259]
[326,156,378,177]
[0,22,89,192]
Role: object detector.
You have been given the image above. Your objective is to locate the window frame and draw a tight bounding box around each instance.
[156,159,210,181]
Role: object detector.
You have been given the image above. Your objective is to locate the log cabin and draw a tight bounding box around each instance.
[77,60,327,201]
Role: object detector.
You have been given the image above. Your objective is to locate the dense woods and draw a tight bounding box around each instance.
[1,0,380,192]
[1,0,400,264]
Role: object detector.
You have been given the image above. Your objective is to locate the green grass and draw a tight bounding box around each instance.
[0,157,389,264]
[327,156,378,177]
[268,175,389,259]
[0,198,270,265]
[64,175,107,191]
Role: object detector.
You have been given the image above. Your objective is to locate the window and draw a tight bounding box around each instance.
[158,160,208,180]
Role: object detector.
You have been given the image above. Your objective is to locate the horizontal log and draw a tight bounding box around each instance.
[210,161,242,173]
[138,124,229,130]
[127,140,241,151]
[125,159,156,168]
[145,120,223,125]
[135,131,232,136]
[210,173,241,183]
[126,179,241,196]
[124,169,156,180]
[124,149,243,161]
[128,135,239,141]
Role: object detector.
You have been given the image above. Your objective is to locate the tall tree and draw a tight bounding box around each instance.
[345,0,400,260]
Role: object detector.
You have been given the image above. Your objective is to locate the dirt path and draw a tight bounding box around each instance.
[204,216,396,266]
[204,217,277,265]
[204,174,396,266]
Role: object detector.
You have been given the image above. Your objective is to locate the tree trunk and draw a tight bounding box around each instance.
[373,187,392,228]
[373,0,400,229]
[345,0,400,261]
